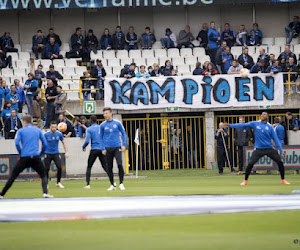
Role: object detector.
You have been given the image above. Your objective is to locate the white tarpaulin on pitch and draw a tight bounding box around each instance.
[104,73,284,110]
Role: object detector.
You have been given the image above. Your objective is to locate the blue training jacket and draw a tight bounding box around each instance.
[100,119,127,151]
[274,124,285,144]
[82,123,102,150]
[229,121,283,152]
[15,124,47,157]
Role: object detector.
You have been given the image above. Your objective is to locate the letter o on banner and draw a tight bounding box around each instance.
[213,79,230,103]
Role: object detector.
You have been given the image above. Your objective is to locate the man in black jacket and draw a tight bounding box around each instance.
[120,63,136,78]
[91,59,106,100]
[238,47,254,70]
[84,29,98,54]
[234,116,252,174]
[4,109,22,139]
[69,27,90,62]
[285,16,300,45]
[112,26,126,50]
[196,23,208,48]
[46,65,63,86]
[278,45,297,68]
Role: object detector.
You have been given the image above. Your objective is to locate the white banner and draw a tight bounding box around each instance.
[104,73,284,110]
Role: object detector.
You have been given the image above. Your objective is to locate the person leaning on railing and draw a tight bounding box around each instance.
[285,112,299,131]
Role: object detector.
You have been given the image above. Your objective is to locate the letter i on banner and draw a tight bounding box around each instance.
[134,129,139,178]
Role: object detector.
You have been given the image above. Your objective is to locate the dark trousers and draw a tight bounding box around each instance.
[237,146,244,171]
[32,46,45,59]
[46,101,55,127]
[44,153,62,183]
[0,55,12,68]
[217,146,233,173]
[106,147,124,185]
[207,48,218,65]
[44,54,63,60]
[86,149,107,185]
[18,102,23,113]
[245,148,285,181]
[0,156,47,196]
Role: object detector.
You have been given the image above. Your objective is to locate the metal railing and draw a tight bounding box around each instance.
[122,116,206,171]
[283,72,300,96]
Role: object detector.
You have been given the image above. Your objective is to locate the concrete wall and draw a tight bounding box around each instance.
[1,3,300,45]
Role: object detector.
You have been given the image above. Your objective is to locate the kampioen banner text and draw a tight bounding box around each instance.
[104,73,284,110]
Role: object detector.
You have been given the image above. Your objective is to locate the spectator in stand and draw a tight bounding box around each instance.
[266,59,282,74]
[125,26,138,51]
[57,113,74,138]
[4,109,22,139]
[202,61,210,71]
[54,85,67,120]
[45,79,58,128]
[250,59,265,73]
[136,65,150,78]
[100,28,113,50]
[46,28,62,47]
[278,116,288,145]
[285,112,299,131]
[257,48,269,71]
[0,100,12,128]
[285,16,300,45]
[248,23,263,46]
[207,21,220,65]
[278,45,297,68]
[151,63,162,77]
[215,41,227,73]
[193,62,203,75]
[221,23,235,47]
[268,53,276,68]
[160,28,177,49]
[90,59,106,100]
[32,93,42,127]
[177,25,194,49]
[70,27,90,62]
[273,117,285,145]
[196,23,209,48]
[238,47,254,70]
[235,25,248,46]
[45,37,63,60]
[0,82,3,114]
[46,65,63,86]
[81,71,92,100]
[161,60,174,76]
[171,69,178,76]
[228,59,243,74]
[1,80,10,96]
[32,30,46,60]
[84,29,98,54]
[14,79,25,113]
[120,63,136,78]
[80,115,90,137]
[0,48,12,69]
[35,64,46,88]
[73,116,84,138]
[147,66,153,75]
[24,73,38,117]
[203,62,218,75]
[283,57,298,93]
[5,84,20,111]
[112,26,126,50]
[1,32,18,53]
[217,46,233,74]
[140,27,156,50]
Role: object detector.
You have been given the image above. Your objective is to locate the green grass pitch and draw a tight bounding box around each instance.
[1,169,300,250]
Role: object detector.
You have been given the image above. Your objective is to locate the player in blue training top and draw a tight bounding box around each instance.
[44,120,69,189]
[82,115,108,189]
[0,115,53,199]
[100,107,127,191]
[225,112,290,186]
